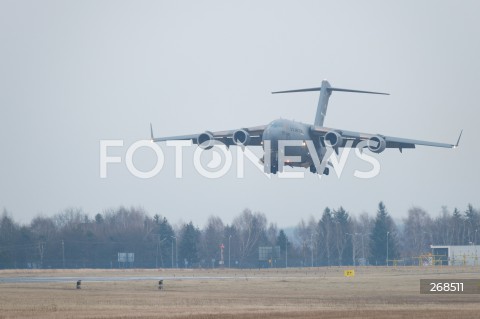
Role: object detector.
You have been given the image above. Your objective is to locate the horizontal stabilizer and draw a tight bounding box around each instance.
[272,87,389,95]
[272,80,389,126]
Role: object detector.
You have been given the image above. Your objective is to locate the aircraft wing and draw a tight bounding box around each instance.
[150,124,267,146]
[310,125,462,150]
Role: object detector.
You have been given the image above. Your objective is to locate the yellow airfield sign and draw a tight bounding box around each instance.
[344,269,355,277]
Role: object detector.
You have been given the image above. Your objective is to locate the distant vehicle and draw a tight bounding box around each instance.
[151,80,461,174]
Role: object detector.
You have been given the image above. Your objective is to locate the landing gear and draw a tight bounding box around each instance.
[310,164,329,175]
[271,152,279,174]
[323,167,329,175]
[271,163,278,174]
[263,152,279,174]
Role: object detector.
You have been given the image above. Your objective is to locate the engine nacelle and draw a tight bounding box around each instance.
[324,131,344,149]
[368,135,386,153]
[232,129,251,146]
[197,131,215,150]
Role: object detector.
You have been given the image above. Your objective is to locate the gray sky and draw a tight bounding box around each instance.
[1,0,479,228]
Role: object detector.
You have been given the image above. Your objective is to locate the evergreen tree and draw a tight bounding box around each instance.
[333,207,351,266]
[317,207,334,266]
[157,217,175,268]
[0,211,20,268]
[277,229,288,253]
[452,208,463,245]
[94,213,104,224]
[178,222,200,267]
[464,204,479,244]
[369,202,398,265]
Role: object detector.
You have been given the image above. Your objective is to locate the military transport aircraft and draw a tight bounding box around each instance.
[150,80,462,174]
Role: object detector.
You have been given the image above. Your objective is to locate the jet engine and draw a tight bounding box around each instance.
[232,129,251,146]
[197,131,215,150]
[324,131,344,149]
[368,135,386,153]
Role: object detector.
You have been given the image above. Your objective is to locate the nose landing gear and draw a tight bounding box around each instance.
[262,152,279,174]
[310,164,329,175]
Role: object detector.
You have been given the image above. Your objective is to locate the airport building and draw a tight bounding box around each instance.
[430,245,480,266]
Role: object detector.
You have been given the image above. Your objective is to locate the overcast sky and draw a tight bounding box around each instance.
[1,0,479,228]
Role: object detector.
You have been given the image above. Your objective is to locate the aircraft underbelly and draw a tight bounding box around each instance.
[278,129,310,167]
[262,119,318,169]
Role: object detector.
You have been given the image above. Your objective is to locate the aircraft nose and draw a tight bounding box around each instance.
[263,126,271,140]
[262,125,279,151]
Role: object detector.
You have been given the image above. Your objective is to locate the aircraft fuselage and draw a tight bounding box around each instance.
[262,119,325,173]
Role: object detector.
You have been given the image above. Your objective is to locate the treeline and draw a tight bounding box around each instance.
[0,203,479,269]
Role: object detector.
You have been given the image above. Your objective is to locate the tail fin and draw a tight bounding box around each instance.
[272,80,389,126]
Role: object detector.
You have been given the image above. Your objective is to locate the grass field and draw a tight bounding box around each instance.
[1,267,480,318]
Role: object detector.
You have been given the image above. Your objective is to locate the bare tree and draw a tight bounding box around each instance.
[53,208,85,231]
[30,215,57,268]
[295,219,309,266]
[432,206,453,245]
[201,216,225,266]
[451,208,464,245]
[355,212,373,262]
[317,208,334,266]
[403,207,432,258]
[266,223,278,246]
[233,209,267,265]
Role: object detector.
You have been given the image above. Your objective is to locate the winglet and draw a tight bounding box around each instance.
[150,123,154,142]
[454,129,463,148]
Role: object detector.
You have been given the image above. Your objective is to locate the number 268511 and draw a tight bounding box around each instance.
[430,282,464,292]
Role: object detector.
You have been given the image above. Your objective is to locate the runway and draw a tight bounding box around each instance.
[2,268,480,319]
[0,275,237,283]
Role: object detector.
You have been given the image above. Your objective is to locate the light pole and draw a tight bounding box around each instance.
[386,231,390,266]
[358,233,371,265]
[171,236,176,268]
[156,235,159,268]
[62,239,65,269]
[311,233,314,267]
[360,233,366,260]
[228,235,232,268]
[476,229,478,266]
[156,236,167,268]
[346,233,356,267]
[285,237,288,268]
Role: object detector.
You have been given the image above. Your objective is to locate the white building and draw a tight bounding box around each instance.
[430,245,480,266]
